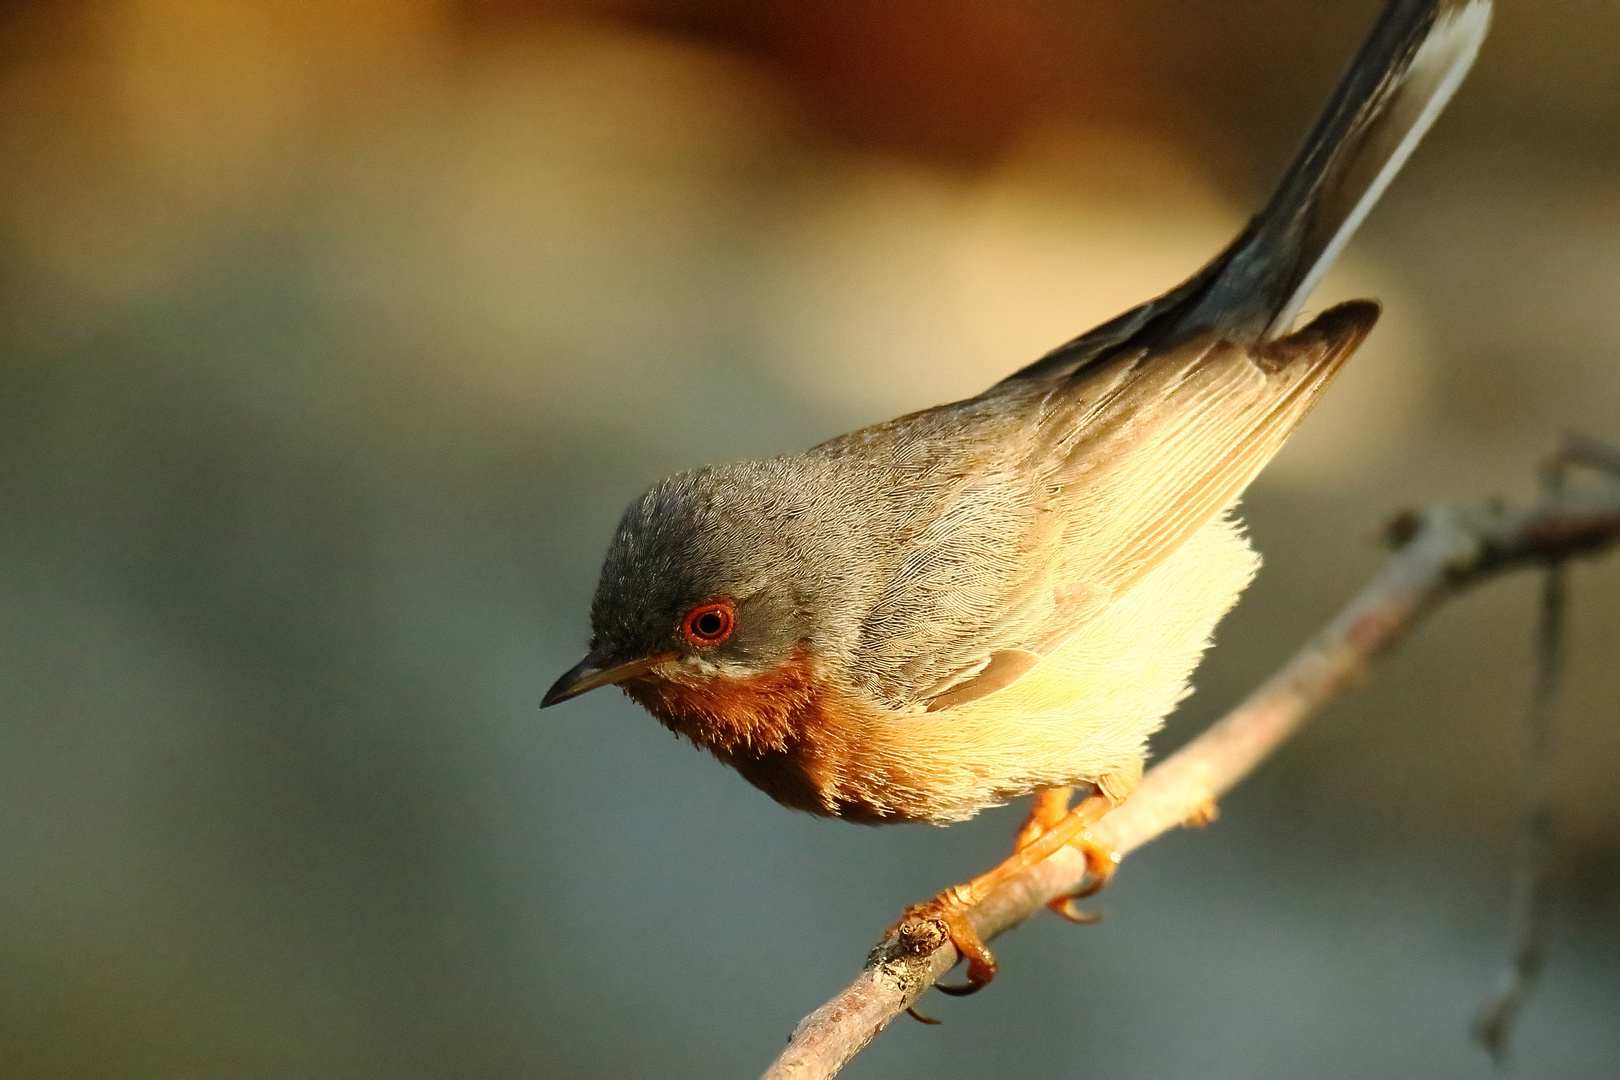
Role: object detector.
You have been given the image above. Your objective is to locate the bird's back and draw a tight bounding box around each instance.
[803,303,1378,717]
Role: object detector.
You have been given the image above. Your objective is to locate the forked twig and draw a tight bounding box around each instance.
[1471,436,1620,1061]
[763,446,1620,1080]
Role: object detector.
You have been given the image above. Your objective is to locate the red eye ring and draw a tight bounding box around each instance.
[681,600,736,648]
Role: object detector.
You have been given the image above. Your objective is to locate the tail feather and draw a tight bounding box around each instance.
[1008,0,1490,383]
[1186,0,1491,341]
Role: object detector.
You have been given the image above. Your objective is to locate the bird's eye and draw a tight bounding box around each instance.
[681,600,736,648]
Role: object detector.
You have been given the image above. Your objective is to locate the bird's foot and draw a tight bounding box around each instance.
[1045,833,1121,923]
[1013,785,1075,851]
[1015,784,1126,924]
[898,885,999,996]
[897,776,1137,1000]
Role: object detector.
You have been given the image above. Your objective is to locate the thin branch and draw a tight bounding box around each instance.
[1471,559,1565,1062]
[1470,433,1620,1061]
[763,471,1620,1080]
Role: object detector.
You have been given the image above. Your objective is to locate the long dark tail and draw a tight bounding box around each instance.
[1010,0,1490,382]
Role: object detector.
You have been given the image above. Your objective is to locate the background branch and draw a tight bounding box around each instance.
[1470,559,1564,1062]
[763,458,1620,1080]
[1471,437,1620,1060]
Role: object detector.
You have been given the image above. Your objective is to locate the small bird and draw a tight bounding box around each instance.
[545,0,1491,992]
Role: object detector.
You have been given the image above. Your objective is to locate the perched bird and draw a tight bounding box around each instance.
[544,0,1491,992]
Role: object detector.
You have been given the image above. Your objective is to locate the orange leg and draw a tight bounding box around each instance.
[901,768,1137,996]
[1011,786,1109,922]
[1014,786,1074,851]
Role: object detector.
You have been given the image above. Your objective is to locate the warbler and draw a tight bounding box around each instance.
[545,0,1491,992]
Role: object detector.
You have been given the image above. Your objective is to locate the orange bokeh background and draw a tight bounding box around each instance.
[1,2,1616,1076]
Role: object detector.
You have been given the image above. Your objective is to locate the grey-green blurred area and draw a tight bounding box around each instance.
[2,0,1617,1076]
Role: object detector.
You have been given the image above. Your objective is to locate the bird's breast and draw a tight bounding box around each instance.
[622,651,918,822]
[625,652,817,757]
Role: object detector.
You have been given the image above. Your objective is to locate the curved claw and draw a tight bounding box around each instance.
[906,1006,943,1024]
[934,979,983,997]
[927,934,998,996]
[1048,895,1104,925]
[900,887,1000,997]
[1045,832,1121,924]
[935,939,999,996]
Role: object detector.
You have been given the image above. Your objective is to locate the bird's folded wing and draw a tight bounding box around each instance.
[855,301,1377,710]
[1038,300,1379,602]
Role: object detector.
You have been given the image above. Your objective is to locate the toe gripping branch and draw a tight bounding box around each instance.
[897,787,1125,999]
[902,885,999,998]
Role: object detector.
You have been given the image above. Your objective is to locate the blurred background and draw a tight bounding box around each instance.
[1,0,1617,1076]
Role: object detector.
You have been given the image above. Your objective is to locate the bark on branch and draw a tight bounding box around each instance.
[762,464,1620,1080]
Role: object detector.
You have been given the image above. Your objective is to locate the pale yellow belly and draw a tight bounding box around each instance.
[829,514,1260,823]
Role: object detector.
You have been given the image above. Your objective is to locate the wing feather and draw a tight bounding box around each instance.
[1060,301,1379,597]
[852,301,1378,708]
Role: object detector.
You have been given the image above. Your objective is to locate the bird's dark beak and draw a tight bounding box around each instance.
[541,651,676,708]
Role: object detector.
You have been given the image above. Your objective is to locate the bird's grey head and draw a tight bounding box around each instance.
[542,463,818,706]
